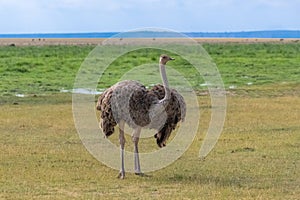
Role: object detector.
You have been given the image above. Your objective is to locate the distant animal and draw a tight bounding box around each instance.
[96,54,186,178]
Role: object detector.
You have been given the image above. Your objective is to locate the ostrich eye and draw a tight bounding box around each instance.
[162,56,166,59]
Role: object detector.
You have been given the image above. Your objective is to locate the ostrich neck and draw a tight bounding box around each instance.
[159,63,170,103]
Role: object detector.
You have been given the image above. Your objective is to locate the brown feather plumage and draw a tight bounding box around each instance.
[96,87,117,137]
[150,84,186,147]
[96,80,186,147]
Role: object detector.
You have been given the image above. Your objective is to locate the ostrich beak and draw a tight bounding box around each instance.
[169,57,175,61]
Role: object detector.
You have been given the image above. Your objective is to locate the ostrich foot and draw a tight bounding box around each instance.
[135,172,152,177]
[118,171,125,179]
[135,171,144,176]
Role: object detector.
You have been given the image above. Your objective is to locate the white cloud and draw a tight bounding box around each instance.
[0,0,299,33]
[256,0,290,7]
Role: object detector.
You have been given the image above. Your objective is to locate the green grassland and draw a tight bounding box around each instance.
[0,43,299,97]
[0,43,299,199]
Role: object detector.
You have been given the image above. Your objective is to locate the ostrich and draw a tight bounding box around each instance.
[96,54,186,178]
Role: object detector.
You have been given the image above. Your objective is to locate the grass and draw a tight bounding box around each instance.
[206,43,300,87]
[0,43,300,199]
[0,45,93,96]
[0,95,299,199]
[0,43,300,97]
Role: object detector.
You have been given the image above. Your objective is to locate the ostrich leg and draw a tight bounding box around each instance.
[118,120,126,179]
[132,127,142,175]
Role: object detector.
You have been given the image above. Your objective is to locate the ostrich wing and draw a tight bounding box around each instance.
[149,84,186,147]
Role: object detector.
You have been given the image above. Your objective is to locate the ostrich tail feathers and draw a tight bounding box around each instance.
[102,121,115,137]
[96,90,117,137]
[96,104,101,111]
[154,124,173,148]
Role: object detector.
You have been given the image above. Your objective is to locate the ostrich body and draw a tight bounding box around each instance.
[96,55,186,178]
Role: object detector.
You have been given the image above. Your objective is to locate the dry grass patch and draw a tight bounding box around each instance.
[0,94,299,199]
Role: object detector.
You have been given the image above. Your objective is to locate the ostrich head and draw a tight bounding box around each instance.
[159,54,174,65]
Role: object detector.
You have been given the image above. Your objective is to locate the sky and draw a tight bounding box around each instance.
[0,0,299,33]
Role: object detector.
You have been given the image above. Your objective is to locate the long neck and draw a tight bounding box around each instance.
[159,63,170,103]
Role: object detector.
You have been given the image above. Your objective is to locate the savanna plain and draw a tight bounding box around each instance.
[0,41,299,199]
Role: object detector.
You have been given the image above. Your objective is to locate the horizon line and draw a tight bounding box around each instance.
[0,29,300,35]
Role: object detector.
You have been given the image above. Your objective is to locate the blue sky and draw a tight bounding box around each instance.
[0,0,299,33]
